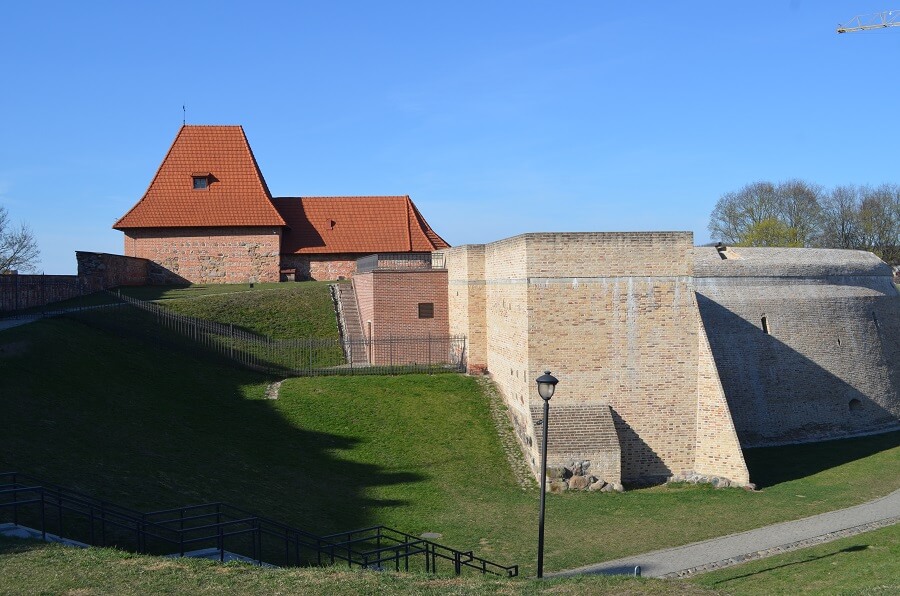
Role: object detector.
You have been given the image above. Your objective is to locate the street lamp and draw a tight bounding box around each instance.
[535,370,558,579]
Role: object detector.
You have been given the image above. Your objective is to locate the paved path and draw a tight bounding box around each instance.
[552,487,900,579]
[0,316,40,332]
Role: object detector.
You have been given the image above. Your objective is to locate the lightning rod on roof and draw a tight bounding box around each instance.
[182,105,186,126]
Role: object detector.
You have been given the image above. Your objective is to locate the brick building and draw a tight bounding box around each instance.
[114,126,448,283]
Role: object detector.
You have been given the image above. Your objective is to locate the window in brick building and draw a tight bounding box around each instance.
[418,302,434,319]
[761,315,770,334]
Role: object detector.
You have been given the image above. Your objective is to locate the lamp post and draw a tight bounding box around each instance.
[535,370,558,579]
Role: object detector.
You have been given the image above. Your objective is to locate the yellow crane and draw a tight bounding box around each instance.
[837,10,900,33]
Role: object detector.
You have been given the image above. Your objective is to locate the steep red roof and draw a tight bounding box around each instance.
[273,196,450,254]
[114,125,285,229]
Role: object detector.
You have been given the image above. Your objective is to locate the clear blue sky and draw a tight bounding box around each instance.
[2,1,898,274]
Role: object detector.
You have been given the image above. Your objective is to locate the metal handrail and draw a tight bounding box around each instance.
[0,473,517,577]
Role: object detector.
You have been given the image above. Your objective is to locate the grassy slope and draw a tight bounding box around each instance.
[1,316,899,578]
[692,523,900,595]
[119,282,339,339]
[0,538,716,596]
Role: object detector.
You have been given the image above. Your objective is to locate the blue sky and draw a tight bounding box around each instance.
[2,1,898,273]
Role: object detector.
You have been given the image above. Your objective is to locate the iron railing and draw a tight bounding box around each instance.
[110,293,466,376]
[0,473,517,577]
[356,253,446,274]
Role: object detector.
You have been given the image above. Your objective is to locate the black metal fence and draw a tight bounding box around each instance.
[113,293,466,376]
[0,473,517,577]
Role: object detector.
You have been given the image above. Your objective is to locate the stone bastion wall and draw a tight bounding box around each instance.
[443,233,750,486]
[694,246,900,447]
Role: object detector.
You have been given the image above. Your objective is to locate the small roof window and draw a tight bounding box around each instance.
[192,173,211,190]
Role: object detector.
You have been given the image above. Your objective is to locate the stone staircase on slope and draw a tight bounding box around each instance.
[332,283,369,365]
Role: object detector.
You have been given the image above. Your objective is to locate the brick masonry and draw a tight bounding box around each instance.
[280,254,361,281]
[122,227,281,284]
[443,236,900,485]
[352,268,449,365]
[694,246,900,447]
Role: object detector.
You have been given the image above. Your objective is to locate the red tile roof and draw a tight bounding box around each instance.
[114,125,285,229]
[273,196,450,254]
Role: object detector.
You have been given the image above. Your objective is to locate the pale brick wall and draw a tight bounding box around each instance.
[693,306,750,484]
[443,245,487,372]
[123,227,281,284]
[695,247,900,446]
[446,232,750,484]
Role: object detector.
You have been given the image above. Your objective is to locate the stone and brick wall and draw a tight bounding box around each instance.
[123,227,281,284]
[280,254,362,281]
[695,247,900,447]
[75,252,152,289]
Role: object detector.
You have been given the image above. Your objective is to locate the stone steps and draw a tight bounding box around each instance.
[332,283,368,364]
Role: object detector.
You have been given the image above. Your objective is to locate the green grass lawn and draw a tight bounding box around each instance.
[0,537,717,596]
[692,523,900,595]
[1,316,899,578]
[117,282,293,301]
[118,282,340,340]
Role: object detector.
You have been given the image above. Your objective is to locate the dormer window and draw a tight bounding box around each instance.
[192,173,211,190]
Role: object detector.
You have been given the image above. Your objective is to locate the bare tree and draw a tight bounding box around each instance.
[818,185,860,249]
[0,206,40,273]
[708,181,780,245]
[857,184,900,263]
[776,179,823,246]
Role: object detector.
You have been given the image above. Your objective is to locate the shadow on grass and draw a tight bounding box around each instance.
[0,312,423,539]
[705,543,869,586]
[744,430,900,488]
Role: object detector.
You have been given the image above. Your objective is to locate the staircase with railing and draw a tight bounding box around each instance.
[0,473,518,577]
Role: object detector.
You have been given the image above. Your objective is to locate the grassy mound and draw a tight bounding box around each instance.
[118,282,339,340]
[1,316,899,577]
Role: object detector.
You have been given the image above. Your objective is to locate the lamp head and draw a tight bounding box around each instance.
[536,371,558,401]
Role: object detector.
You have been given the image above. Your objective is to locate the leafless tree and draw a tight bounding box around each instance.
[818,185,860,249]
[708,181,780,245]
[776,179,823,246]
[857,184,900,263]
[0,206,40,273]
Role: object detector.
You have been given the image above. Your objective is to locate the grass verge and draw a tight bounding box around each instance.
[0,536,716,595]
[691,522,900,595]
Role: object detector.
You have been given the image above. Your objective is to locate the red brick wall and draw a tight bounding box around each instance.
[353,269,449,365]
[123,227,281,284]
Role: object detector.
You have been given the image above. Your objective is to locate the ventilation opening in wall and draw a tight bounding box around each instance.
[849,398,862,412]
[837,337,842,347]
[873,312,880,330]
[761,315,770,334]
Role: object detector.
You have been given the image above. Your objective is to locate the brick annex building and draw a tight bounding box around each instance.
[114,125,449,283]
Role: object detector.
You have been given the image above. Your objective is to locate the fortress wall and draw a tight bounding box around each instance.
[694,305,750,484]
[482,236,535,462]
[522,233,699,480]
[695,247,900,446]
[444,246,487,372]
